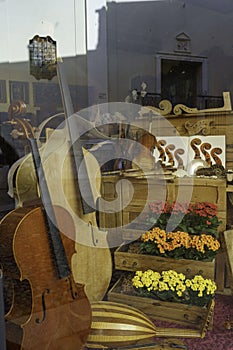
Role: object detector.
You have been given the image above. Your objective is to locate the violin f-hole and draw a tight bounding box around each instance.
[35,288,50,324]
[88,221,98,247]
[67,277,78,300]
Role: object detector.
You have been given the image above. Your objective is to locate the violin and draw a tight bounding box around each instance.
[0,118,91,349]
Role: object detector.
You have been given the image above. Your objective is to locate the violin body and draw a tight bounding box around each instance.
[0,205,91,349]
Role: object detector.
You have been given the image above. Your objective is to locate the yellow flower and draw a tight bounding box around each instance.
[158,281,169,291]
[132,269,216,304]
[132,276,144,288]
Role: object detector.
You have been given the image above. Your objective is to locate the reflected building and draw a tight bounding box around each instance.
[0,0,233,144]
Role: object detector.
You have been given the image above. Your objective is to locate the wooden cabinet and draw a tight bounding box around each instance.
[100,176,226,232]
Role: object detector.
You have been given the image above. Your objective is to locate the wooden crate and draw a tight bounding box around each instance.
[107,276,214,329]
[114,242,215,280]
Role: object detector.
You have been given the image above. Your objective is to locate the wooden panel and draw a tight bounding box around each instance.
[114,244,215,279]
[99,175,122,228]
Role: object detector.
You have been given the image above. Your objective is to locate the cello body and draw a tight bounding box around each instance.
[8,125,112,302]
[0,205,91,349]
[38,127,112,301]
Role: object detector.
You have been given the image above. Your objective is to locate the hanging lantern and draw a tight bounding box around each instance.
[29,35,57,80]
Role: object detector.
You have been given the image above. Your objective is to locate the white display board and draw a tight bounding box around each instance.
[153,135,225,169]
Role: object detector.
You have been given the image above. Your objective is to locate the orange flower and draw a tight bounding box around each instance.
[141,228,220,257]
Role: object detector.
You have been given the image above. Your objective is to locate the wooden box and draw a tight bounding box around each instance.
[114,242,215,280]
[107,276,214,329]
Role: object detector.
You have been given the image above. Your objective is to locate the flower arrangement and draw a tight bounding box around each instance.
[140,227,220,261]
[132,269,217,307]
[147,201,222,238]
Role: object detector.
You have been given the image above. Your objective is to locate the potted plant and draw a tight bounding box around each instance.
[146,201,222,238]
[132,269,216,307]
[140,227,220,262]
[114,227,220,279]
[107,269,216,327]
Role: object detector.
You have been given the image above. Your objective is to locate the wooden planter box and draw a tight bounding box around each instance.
[107,275,214,329]
[114,242,215,280]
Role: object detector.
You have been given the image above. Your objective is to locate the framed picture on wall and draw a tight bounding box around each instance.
[0,80,7,103]
[10,81,29,103]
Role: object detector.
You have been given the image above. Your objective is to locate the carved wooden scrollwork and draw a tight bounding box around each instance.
[184,119,214,136]
[173,104,199,115]
[157,99,173,115]
[140,92,232,117]
[173,92,232,115]
[140,99,172,117]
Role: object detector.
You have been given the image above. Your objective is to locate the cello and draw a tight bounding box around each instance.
[8,62,112,302]
[0,117,91,349]
[45,61,113,301]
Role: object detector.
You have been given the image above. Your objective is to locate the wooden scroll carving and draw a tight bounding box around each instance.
[140,99,172,116]
[140,92,232,118]
[184,119,214,135]
[173,91,232,115]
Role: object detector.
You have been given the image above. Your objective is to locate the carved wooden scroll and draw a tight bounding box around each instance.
[140,99,172,116]
[184,119,214,135]
[173,91,232,115]
[140,92,232,118]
